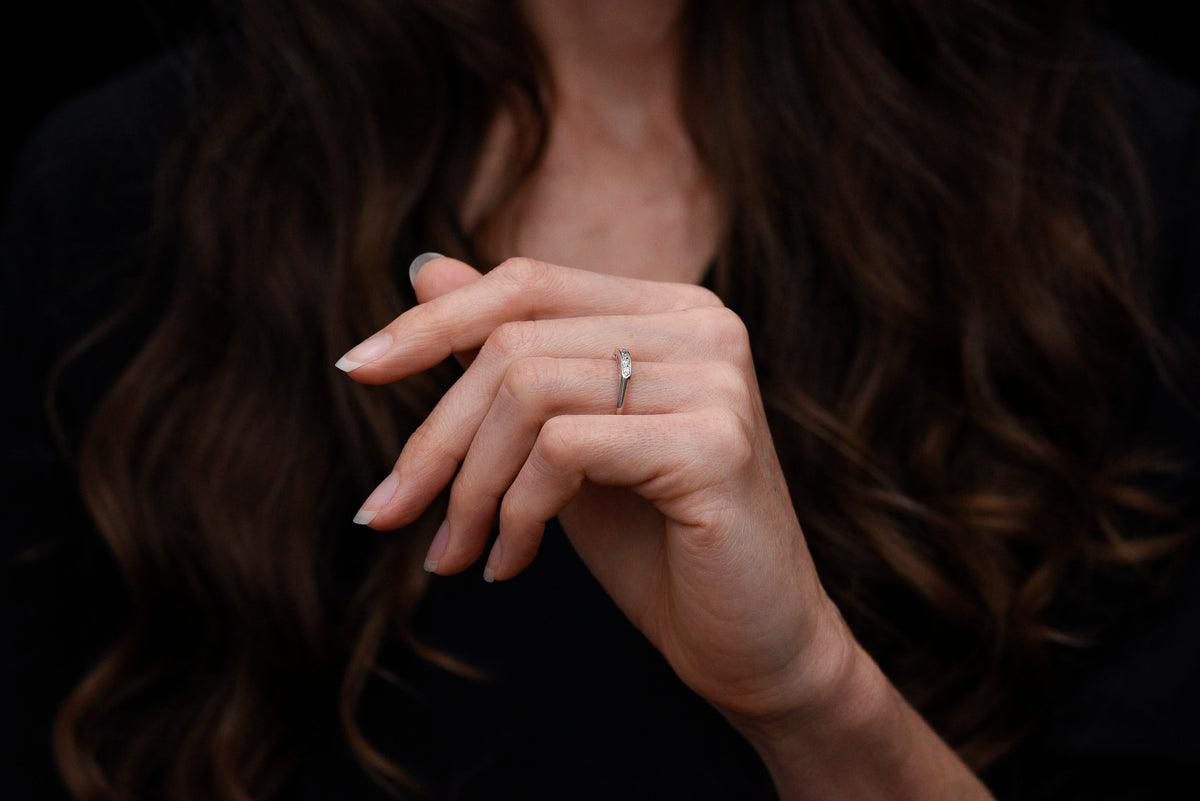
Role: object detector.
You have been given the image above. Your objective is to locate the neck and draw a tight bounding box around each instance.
[463,0,720,283]
[519,0,689,146]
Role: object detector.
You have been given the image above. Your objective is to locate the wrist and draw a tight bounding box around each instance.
[724,605,992,801]
[726,602,884,755]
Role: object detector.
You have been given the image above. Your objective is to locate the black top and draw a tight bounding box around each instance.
[2,38,1199,801]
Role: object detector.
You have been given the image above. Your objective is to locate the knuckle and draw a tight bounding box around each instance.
[710,305,751,343]
[449,466,499,517]
[501,357,559,409]
[497,495,530,535]
[482,319,538,361]
[403,421,447,464]
[710,362,753,409]
[680,284,725,309]
[496,256,551,287]
[447,471,478,510]
[404,421,435,452]
[534,416,578,468]
[693,306,752,364]
[699,407,754,471]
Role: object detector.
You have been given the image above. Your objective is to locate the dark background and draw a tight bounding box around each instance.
[3,1,1199,199]
[2,1,224,195]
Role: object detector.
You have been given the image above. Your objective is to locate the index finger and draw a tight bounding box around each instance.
[336,255,723,384]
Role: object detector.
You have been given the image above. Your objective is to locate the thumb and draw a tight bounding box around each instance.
[408,252,486,369]
[409,252,483,304]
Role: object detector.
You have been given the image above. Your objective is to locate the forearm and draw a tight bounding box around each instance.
[733,633,994,801]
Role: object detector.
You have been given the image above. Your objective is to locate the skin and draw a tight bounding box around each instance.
[337,1,998,798]
[460,0,722,283]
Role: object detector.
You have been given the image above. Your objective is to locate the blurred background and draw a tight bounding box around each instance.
[3,0,1199,198]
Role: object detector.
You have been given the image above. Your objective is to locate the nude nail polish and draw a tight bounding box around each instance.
[335,331,393,372]
[424,519,450,573]
[352,471,399,525]
[482,538,502,583]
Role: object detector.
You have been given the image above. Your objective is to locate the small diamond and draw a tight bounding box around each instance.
[619,350,632,378]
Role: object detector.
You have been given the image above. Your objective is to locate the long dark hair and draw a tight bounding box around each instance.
[54,0,1185,797]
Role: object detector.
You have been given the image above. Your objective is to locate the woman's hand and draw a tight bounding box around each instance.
[337,254,850,724]
[337,255,993,800]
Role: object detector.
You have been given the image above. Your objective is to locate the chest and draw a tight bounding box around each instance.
[464,113,723,284]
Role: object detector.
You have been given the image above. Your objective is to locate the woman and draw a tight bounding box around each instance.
[3,0,1198,799]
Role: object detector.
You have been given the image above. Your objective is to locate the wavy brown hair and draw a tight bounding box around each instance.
[54,0,1188,798]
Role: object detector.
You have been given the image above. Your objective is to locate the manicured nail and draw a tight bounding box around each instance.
[424,519,450,573]
[409,252,443,287]
[335,331,393,372]
[353,472,399,525]
[482,538,502,583]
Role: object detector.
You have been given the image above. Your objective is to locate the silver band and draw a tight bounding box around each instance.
[613,348,632,413]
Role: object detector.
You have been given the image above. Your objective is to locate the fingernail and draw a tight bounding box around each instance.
[353,472,399,524]
[424,519,450,573]
[335,331,393,372]
[482,538,502,583]
[409,252,443,287]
